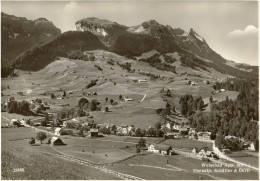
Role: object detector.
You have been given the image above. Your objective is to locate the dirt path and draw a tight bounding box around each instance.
[124,89,146,102]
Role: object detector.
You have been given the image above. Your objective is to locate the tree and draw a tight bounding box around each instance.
[156,129,164,137]
[136,147,141,154]
[164,102,171,115]
[89,99,98,111]
[114,82,116,85]
[119,95,123,100]
[105,97,108,103]
[209,96,213,103]
[29,138,35,144]
[154,121,161,131]
[135,128,145,137]
[50,93,55,99]
[78,98,89,110]
[63,90,66,97]
[147,127,156,137]
[111,125,117,135]
[138,138,146,148]
[110,99,114,105]
[172,105,176,112]
[41,120,47,126]
[36,131,47,144]
[215,131,224,148]
[105,106,109,112]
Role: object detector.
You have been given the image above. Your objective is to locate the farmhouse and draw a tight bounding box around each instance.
[190,81,196,86]
[17,91,24,96]
[10,119,19,126]
[148,143,173,155]
[179,128,189,137]
[124,97,133,102]
[164,132,175,139]
[189,132,198,139]
[50,137,64,145]
[224,135,238,141]
[220,89,226,92]
[90,128,99,137]
[192,146,214,157]
[197,132,211,141]
[55,128,61,136]
[138,79,147,83]
[248,142,256,151]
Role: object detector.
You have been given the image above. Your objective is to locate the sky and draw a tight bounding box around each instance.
[1,1,258,65]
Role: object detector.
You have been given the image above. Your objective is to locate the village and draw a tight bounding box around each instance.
[1,51,258,180]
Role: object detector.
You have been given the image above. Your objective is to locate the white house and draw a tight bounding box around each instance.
[195,147,214,157]
[197,132,211,141]
[138,79,147,83]
[172,124,181,131]
[148,143,173,155]
[248,142,256,151]
[55,128,61,136]
[165,122,171,130]
[124,97,133,102]
[148,144,160,154]
[220,89,226,92]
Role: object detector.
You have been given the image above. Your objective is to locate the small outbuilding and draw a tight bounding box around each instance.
[90,128,99,137]
[50,136,64,145]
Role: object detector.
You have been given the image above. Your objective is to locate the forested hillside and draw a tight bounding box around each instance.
[178,78,259,150]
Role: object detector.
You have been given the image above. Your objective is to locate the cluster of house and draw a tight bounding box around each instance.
[147,143,175,155]
[187,81,196,86]
[224,135,256,151]
[83,91,98,96]
[8,118,27,127]
[17,91,24,96]
[189,129,212,142]
[191,146,217,159]
[213,89,226,94]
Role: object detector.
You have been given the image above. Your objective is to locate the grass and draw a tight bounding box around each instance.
[228,151,259,167]
[1,127,119,180]
[113,152,259,180]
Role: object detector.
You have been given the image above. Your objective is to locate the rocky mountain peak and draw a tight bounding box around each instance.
[189,28,205,42]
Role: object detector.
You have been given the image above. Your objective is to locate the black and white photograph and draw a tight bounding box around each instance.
[1,0,259,180]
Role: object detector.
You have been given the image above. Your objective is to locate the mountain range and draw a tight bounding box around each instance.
[2,13,258,79]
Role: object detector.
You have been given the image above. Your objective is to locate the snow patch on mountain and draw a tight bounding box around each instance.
[134,26,145,33]
[96,28,108,36]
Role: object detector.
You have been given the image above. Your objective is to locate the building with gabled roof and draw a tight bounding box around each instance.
[148,143,173,155]
[50,136,64,145]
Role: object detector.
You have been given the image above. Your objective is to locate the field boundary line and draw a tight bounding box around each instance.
[129,164,181,171]
[46,146,144,180]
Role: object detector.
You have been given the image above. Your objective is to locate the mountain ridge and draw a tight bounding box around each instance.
[1,12,61,65]
[3,15,258,79]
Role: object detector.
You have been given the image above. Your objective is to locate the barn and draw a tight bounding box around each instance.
[50,137,64,145]
[90,128,99,137]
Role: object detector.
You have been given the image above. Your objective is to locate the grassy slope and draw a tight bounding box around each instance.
[2,50,230,129]
[1,128,119,180]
